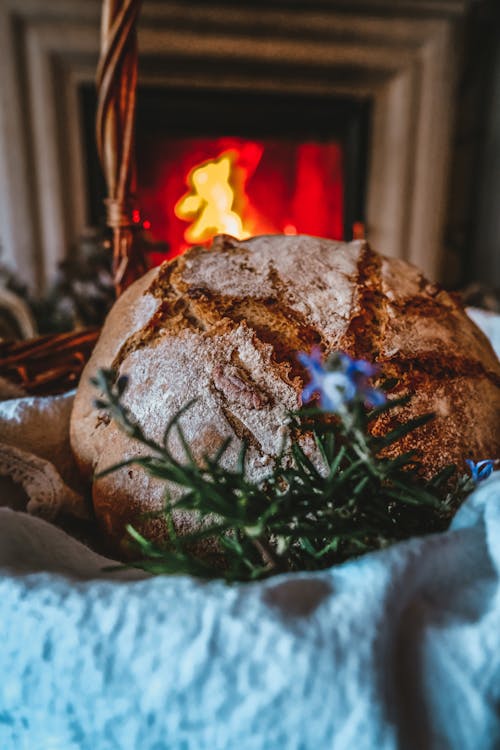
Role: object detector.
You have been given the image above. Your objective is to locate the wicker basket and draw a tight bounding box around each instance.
[0,2,144,397]
[0,329,100,396]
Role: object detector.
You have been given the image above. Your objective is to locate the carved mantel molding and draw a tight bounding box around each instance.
[0,0,469,289]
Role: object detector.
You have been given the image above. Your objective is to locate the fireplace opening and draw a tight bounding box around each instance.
[81,85,371,262]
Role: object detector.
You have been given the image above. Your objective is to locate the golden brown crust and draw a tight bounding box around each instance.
[70,235,500,553]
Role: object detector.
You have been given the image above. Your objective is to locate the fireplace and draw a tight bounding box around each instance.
[81,84,370,262]
[0,1,469,292]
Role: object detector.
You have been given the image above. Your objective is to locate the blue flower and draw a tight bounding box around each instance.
[340,355,386,408]
[466,459,496,484]
[298,348,386,413]
[298,350,353,411]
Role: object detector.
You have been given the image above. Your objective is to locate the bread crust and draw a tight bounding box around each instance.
[70,235,500,552]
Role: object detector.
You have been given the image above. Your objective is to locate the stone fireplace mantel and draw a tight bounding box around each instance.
[0,0,469,290]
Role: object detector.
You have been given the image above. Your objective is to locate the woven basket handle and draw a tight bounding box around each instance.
[96,0,146,297]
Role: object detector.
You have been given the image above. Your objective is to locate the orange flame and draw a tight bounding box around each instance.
[174,151,251,244]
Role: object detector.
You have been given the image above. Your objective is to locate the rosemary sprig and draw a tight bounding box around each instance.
[92,352,475,583]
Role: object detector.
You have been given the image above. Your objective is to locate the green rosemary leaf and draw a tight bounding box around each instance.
[384,483,441,508]
[174,422,196,465]
[326,444,347,481]
[366,394,411,419]
[372,412,435,450]
[205,436,233,469]
[380,451,418,473]
[335,457,370,484]
[161,398,197,449]
[313,430,330,466]
[428,464,457,488]
[299,537,320,557]
[291,441,322,479]
[352,475,371,496]
[126,524,165,558]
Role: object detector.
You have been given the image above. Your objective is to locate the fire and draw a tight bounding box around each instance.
[174,151,250,244]
[137,137,344,259]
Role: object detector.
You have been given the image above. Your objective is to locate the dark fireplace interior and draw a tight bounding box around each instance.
[81,85,371,263]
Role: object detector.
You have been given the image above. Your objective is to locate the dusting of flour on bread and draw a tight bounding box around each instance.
[70,235,500,551]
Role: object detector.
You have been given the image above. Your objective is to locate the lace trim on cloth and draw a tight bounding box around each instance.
[0,442,89,521]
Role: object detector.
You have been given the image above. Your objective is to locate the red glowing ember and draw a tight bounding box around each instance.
[137,136,344,261]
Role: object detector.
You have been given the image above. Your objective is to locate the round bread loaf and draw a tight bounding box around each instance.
[70,235,500,552]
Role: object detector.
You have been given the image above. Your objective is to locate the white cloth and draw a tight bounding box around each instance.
[0,389,88,521]
[467,307,500,359]
[0,478,499,750]
[0,389,76,482]
[0,308,499,749]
